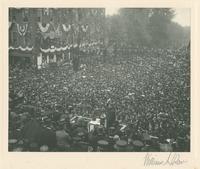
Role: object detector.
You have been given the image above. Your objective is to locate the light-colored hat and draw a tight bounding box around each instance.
[13,147,23,152]
[133,140,144,147]
[143,133,151,141]
[113,135,120,141]
[98,140,109,147]
[40,145,49,152]
[116,140,127,147]
[9,139,18,144]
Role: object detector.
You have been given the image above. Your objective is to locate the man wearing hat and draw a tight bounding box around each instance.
[132,140,144,152]
[8,139,18,151]
[71,136,82,152]
[38,126,57,151]
[59,111,71,133]
[114,140,128,152]
[76,138,90,152]
[106,99,116,129]
[56,123,71,151]
[88,127,99,151]
[40,145,49,152]
[97,140,109,152]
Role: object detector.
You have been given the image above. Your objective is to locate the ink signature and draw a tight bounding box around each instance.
[144,152,187,166]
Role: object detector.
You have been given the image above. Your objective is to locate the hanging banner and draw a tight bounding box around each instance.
[62,24,71,32]
[81,25,88,32]
[37,54,42,69]
[47,55,49,63]
[49,31,55,39]
[53,54,57,62]
[50,21,59,32]
[44,8,49,15]
[38,22,50,33]
[9,22,12,29]
[41,32,49,40]
[55,25,62,38]
[16,23,28,36]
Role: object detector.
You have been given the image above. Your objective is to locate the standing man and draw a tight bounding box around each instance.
[106,99,116,129]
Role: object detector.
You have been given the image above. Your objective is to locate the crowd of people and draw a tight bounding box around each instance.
[9,44,190,152]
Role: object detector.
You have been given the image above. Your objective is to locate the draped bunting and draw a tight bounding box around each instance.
[38,22,89,40]
[16,23,28,36]
[75,26,79,34]
[39,40,102,53]
[40,45,70,53]
[10,20,102,54]
[62,24,88,33]
[9,8,104,59]
[50,21,59,32]
[38,22,50,33]
[81,25,88,32]
[40,25,62,39]
[44,8,49,15]
[9,46,34,51]
[55,25,62,37]
[37,54,43,69]
[9,40,102,53]
[62,24,71,32]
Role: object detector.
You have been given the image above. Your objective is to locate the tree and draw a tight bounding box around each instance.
[148,8,175,47]
[119,8,151,46]
[105,8,189,49]
[105,14,125,45]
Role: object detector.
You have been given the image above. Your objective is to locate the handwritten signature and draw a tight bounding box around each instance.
[144,152,187,166]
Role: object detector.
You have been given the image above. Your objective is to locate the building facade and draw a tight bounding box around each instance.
[9,8,105,68]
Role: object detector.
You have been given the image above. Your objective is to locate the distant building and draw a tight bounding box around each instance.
[9,8,105,68]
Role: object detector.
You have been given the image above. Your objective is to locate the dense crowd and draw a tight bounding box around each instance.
[9,45,190,152]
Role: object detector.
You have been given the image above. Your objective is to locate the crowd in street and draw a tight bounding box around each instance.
[9,45,190,152]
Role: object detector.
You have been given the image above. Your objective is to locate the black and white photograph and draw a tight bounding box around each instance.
[8,8,190,152]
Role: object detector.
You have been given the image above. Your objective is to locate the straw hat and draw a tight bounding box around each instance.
[133,140,144,147]
[9,139,18,144]
[114,140,128,151]
[97,140,109,147]
[77,132,85,137]
[115,140,127,147]
[159,143,173,152]
[113,135,120,142]
[13,147,23,152]
[40,145,49,152]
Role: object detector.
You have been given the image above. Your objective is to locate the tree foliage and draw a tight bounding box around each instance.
[106,8,190,48]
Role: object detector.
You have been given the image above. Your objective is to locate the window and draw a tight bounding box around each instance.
[12,31,18,44]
